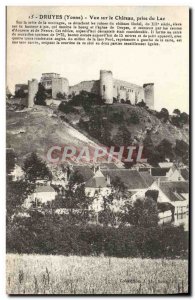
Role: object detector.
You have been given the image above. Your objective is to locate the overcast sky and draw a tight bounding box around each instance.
[7,6,189,113]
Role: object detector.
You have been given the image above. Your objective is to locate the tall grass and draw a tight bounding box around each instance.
[6,254,188,295]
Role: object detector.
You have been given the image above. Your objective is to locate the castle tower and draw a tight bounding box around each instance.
[28,79,38,108]
[143,83,154,109]
[100,70,113,104]
[52,77,69,99]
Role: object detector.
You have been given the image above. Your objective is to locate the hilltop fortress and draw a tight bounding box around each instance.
[24,70,154,108]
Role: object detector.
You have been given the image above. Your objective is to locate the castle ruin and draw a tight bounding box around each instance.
[23,70,154,108]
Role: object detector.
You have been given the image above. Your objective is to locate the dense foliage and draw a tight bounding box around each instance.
[7,213,188,259]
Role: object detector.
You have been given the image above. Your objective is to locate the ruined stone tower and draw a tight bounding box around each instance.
[100,70,113,104]
[52,77,69,99]
[143,83,154,109]
[27,79,38,108]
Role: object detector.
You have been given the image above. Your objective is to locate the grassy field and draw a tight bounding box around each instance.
[6,254,188,295]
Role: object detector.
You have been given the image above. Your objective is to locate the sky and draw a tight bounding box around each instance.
[7,6,189,113]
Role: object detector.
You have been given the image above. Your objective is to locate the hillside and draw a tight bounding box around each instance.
[6,103,189,165]
[62,103,189,146]
[6,106,100,162]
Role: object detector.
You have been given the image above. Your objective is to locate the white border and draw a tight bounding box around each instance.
[0,1,194,299]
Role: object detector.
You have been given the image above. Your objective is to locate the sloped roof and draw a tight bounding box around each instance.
[158,162,173,168]
[85,176,107,188]
[138,167,150,172]
[159,181,189,202]
[139,171,155,186]
[180,168,189,181]
[72,165,94,182]
[101,169,149,189]
[35,185,56,193]
[158,202,175,212]
[100,163,119,169]
[151,167,170,177]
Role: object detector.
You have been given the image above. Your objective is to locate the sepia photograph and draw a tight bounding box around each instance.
[6,6,190,295]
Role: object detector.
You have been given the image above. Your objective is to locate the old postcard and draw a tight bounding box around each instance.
[6,6,190,295]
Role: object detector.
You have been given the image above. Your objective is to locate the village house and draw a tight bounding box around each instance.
[140,180,189,216]
[85,168,155,212]
[149,165,187,182]
[180,168,189,181]
[23,185,57,209]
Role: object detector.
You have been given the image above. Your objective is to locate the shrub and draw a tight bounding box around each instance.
[136,100,146,107]
[127,111,139,124]
[35,83,47,106]
[7,214,188,259]
[126,100,131,105]
[109,112,124,123]
[56,92,66,100]
[58,101,77,114]
[157,108,169,123]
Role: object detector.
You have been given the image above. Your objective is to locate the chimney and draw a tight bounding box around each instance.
[93,165,96,174]
[149,167,152,175]
[106,174,111,185]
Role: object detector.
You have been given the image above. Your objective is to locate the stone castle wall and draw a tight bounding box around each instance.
[28,79,38,108]
[113,79,145,104]
[143,83,154,109]
[52,78,69,99]
[69,80,99,96]
[22,70,154,109]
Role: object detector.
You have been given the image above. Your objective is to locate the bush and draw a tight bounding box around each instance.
[56,92,66,100]
[127,111,139,124]
[126,100,131,105]
[136,100,146,107]
[35,83,47,106]
[109,112,124,123]
[157,108,169,123]
[58,101,77,114]
[7,213,188,259]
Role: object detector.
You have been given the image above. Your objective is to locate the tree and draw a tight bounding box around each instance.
[136,100,146,107]
[174,139,189,165]
[99,176,129,226]
[112,125,132,147]
[15,88,26,98]
[7,179,35,218]
[6,86,12,99]
[35,83,47,106]
[58,101,77,114]
[54,170,92,223]
[173,108,181,115]
[156,139,174,161]
[158,108,169,123]
[121,197,159,227]
[143,134,161,166]
[180,112,189,124]
[56,92,66,100]
[23,152,52,183]
[127,111,139,124]
[145,190,159,202]
[171,111,189,128]
[6,149,16,176]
